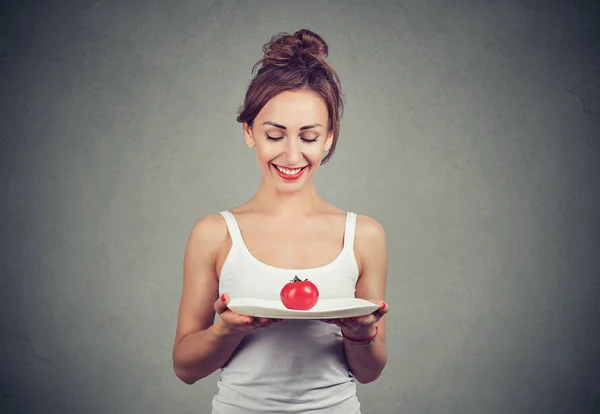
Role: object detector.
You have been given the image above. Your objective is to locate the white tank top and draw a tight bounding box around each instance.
[212,210,362,414]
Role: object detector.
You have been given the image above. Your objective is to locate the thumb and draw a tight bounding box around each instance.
[376,300,389,316]
[214,293,229,315]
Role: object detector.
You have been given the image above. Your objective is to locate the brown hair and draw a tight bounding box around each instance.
[236,29,344,164]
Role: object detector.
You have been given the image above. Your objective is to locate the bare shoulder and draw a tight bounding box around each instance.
[354,214,387,275]
[188,213,229,244]
[185,213,231,263]
[355,214,386,242]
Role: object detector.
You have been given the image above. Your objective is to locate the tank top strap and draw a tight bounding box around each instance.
[218,211,244,246]
[343,212,358,252]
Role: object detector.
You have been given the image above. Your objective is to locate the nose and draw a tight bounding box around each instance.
[283,138,303,165]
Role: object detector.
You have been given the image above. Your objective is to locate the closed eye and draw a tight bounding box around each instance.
[266,134,319,142]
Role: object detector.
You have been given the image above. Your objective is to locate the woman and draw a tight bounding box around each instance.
[172,28,389,414]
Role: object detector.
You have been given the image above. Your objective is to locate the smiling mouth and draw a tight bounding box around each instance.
[272,164,308,175]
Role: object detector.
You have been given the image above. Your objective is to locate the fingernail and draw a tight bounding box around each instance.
[221,294,226,302]
[381,301,387,309]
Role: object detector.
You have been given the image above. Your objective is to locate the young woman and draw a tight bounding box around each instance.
[172,29,389,414]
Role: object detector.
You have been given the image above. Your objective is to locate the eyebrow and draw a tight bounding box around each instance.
[262,121,322,131]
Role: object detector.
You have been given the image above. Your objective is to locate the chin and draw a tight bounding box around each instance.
[275,183,305,193]
[272,177,307,192]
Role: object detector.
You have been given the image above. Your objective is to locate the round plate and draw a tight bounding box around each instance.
[227,297,380,320]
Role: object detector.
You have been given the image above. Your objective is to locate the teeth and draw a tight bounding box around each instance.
[275,165,302,175]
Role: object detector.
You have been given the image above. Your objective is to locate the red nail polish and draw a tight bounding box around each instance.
[381,301,387,309]
[221,294,226,302]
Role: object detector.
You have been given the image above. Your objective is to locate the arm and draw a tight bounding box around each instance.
[172,214,246,384]
[343,215,389,384]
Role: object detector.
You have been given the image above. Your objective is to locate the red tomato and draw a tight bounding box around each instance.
[280,276,319,310]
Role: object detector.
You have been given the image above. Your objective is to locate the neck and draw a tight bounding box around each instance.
[250,178,322,217]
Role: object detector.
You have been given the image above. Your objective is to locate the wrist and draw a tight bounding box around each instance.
[212,320,247,341]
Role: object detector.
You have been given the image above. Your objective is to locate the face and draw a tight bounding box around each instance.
[243,89,333,193]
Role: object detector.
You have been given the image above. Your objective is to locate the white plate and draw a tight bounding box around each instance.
[227,298,380,320]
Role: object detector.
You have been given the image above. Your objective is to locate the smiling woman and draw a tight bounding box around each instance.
[172,29,389,414]
[243,89,332,190]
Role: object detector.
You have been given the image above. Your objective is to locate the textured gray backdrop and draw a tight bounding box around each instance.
[1,0,599,413]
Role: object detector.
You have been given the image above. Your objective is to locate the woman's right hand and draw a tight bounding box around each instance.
[213,293,281,337]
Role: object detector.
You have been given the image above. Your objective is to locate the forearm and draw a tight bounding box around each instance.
[173,321,246,384]
[343,330,388,384]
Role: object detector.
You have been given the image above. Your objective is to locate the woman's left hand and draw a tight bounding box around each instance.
[320,300,389,340]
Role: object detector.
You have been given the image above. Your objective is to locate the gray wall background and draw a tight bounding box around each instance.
[1,0,599,413]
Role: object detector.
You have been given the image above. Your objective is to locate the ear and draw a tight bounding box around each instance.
[243,123,255,148]
[324,130,334,152]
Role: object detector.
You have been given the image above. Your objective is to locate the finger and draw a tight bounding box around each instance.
[260,318,281,328]
[376,301,389,316]
[341,316,376,328]
[341,317,368,325]
[326,319,349,329]
[365,300,388,318]
[249,316,267,324]
[221,310,253,326]
[247,317,260,327]
[266,318,283,324]
[214,293,229,315]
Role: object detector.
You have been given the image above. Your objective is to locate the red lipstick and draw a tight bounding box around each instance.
[272,164,308,181]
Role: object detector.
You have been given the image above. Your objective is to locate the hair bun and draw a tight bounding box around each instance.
[260,29,329,68]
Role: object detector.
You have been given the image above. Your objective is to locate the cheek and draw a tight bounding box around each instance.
[255,146,276,162]
[305,146,325,162]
